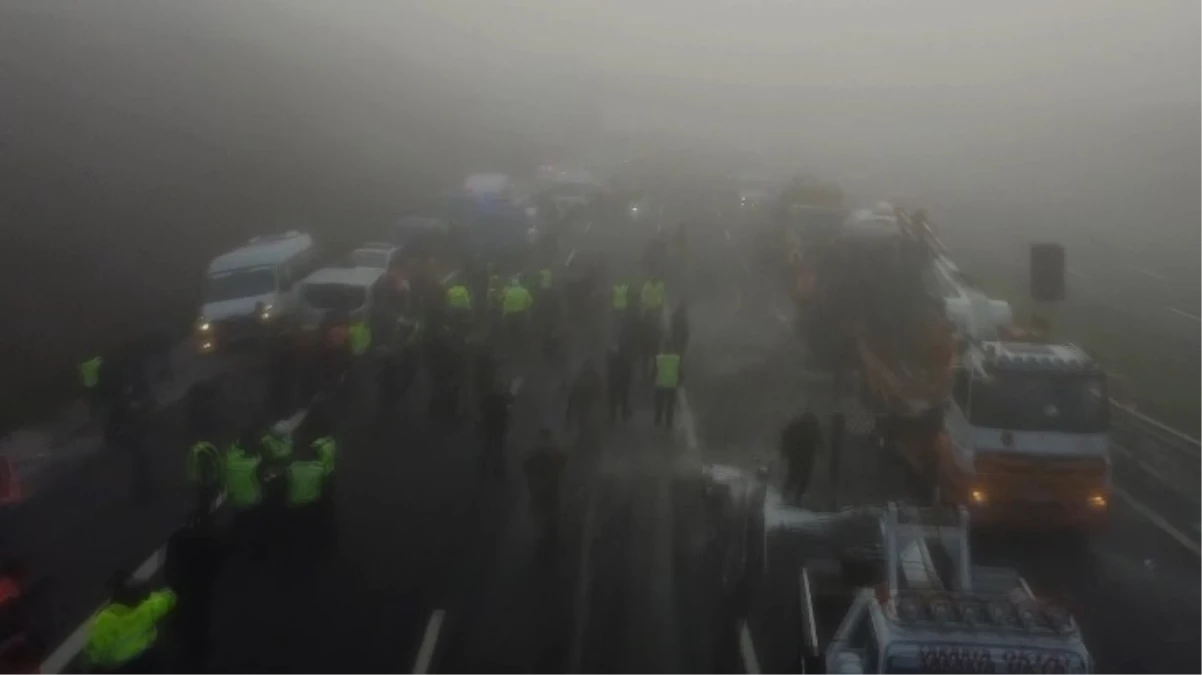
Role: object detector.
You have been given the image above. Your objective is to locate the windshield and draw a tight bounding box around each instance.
[204,267,275,303]
[886,644,1088,674]
[302,283,366,312]
[348,249,388,269]
[967,372,1109,433]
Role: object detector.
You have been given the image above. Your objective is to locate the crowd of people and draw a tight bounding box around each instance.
[49,226,696,673]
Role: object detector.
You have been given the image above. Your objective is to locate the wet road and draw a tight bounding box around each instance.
[14,214,1201,673]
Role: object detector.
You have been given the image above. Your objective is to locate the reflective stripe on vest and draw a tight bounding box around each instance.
[286,461,326,506]
[612,283,629,310]
[655,353,681,389]
[225,454,262,507]
[641,281,665,310]
[80,356,103,389]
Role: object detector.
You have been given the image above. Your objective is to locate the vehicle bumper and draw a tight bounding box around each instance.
[958,488,1112,530]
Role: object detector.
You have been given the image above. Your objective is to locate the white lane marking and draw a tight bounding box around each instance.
[565,249,576,267]
[738,620,761,674]
[42,490,230,673]
[568,483,602,672]
[1126,264,1169,282]
[411,609,445,674]
[440,270,457,286]
[1166,306,1201,322]
[799,568,818,654]
[1111,443,1181,492]
[1019,577,1034,598]
[584,221,592,234]
[1114,487,1201,557]
[1067,267,1091,282]
[678,388,699,453]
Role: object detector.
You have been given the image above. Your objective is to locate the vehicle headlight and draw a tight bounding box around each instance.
[1087,493,1107,509]
[197,318,212,333]
[969,488,989,506]
[259,303,274,321]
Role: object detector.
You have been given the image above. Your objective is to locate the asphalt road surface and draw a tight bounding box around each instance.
[12,212,1201,673]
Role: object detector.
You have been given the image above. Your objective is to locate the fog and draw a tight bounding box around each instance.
[0,0,1197,429]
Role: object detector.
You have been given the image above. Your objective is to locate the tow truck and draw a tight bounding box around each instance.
[799,503,1093,673]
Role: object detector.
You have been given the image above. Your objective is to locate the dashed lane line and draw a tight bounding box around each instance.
[738,620,761,674]
[1114,487,1201,557]
[1125,264,1169,283]
[411,609,445,674]
[568,478,602,672]
[565,249,577,267]
[1166,306,1201,322]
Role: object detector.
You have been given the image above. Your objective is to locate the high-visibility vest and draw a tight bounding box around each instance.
[641,281,665,311]
[655,353,681,389]
[313,436,337,476]
[80,356,103,389]
[286,460,326,507]
[186,441,220,486]
[260,433,292,461]
[539,269,552,290]
[225,453,262,508]
[612,283,630,310]
[349,321,371,356]
[502,285,533,317]
[446,285,472,311]
[85,590,176,670]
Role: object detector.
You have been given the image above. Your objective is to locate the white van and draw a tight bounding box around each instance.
[296,266,384,334]
[196,231,318,353]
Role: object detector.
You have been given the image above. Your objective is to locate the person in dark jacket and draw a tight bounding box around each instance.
[523,429,565,542]
[163,510,222,671]
[606,345,634,423]
[669,301,690,353]
[479,385,512,478]
[780,411,822,501]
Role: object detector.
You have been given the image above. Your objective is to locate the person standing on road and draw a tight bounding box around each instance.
[669,301,690,353]
[107,384,153,504]
[523,428,566,543]
[501,277,534,355]
[606,345,634,423]
[225,428,267,553]
[566,360,603,434]
[780,411,822,501]
[80,354,105,420]
[163,509,222,671]
[85,575,176,674]
[652,347,683,430]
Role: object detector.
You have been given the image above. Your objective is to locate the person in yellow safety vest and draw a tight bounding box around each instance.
[80,355,104,419]
[284,448,326,511]
[502,278,533,317]
[348,319,371,357]
[85,577,176,673]
[652,349,683,430]
[225,434,264,511]
[612,282,630,312]
[446,283,472,312]
[260,428,293,463]
[640,279,665,314]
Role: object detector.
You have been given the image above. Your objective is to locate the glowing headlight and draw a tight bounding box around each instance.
[199,339,215,354]
[630,205,640,214]
[1087,493,1107,509]
[969,488,989,506]
[197,319,212,333]
[259,303,274,321]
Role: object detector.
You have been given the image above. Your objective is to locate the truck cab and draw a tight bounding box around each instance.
[802,504,1093,673]
[939,341,1112,528]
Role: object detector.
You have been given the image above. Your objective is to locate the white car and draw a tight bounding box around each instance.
[197,231,318,353]
[297,266,385,333]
